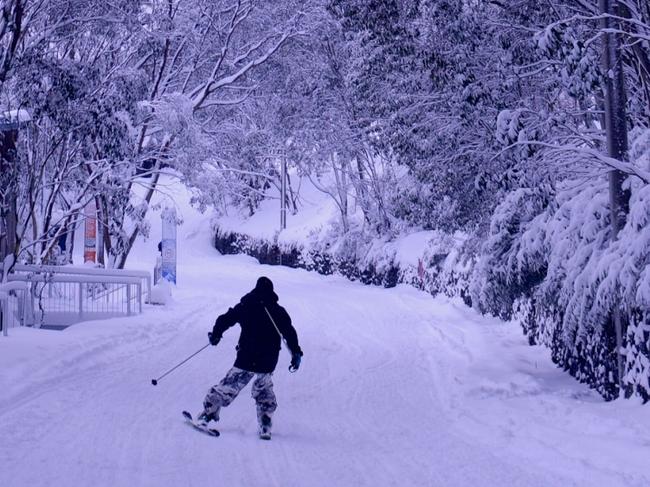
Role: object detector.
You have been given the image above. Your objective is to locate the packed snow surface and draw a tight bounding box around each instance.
[1,180,649,487]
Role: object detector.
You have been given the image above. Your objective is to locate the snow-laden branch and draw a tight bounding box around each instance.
[192,30,292,111]
[497,140,650,184]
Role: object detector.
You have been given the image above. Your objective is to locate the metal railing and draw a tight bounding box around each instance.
[0,264,151,332]
[9,264,152,301]
[0,282,29,336]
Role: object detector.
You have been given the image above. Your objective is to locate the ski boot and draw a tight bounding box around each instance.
[259,414,272,440]
[197,410,217,427]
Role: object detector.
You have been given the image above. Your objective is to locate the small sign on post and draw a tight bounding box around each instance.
[161,207,177,284]
[84,200,97,263]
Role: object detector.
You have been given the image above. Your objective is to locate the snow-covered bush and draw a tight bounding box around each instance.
[470,186,554,320]
[471,132,650,400]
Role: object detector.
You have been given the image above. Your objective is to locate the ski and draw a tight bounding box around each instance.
[182,411,220,437]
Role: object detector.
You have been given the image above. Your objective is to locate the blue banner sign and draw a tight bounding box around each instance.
[161,207,177,284]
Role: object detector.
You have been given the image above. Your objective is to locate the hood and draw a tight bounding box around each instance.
[241,288,279,306]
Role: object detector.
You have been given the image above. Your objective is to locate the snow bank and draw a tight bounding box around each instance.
[213,175,463,288]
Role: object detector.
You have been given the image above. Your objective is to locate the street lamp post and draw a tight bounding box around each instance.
[257,147,288,266]
[257,147,289,233]
[280,150,287,231]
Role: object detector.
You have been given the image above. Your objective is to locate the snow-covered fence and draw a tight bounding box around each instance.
[9,264,152,301]
[0,265,151,330]
[0,282,29,336]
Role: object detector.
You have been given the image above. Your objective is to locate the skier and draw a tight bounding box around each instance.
[197,276,302,440]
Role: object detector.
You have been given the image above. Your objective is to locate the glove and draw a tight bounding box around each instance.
[289,351,302,372]
[208,332,220,346]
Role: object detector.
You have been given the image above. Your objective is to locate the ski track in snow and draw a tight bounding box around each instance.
[1,181,649,487]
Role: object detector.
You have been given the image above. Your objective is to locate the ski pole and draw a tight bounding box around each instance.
[151,343,210,386]
[263,306,298,373]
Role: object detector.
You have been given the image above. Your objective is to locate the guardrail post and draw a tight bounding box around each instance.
[29,284,35,327]
[78,282,84,318]
[17,291,23,326]
[1,295,7,336]
[126,284,132,316]
[20,289,27,326]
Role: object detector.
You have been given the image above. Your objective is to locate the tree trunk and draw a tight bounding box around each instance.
[98,194,112,267]
[115,167,162,269]
[0,128,18,278]
[95,196,104,266]
[618,2,650,118]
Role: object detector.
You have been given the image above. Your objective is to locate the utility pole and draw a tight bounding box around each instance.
[257,147,289,266]
[261,148,288,232]
[600,0,631,237]
[600,0,630,392]
[280,149,287,231]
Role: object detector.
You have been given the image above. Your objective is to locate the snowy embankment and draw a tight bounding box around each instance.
[1,178,649,487]
[214,173,469,292]
[215,172,450,269]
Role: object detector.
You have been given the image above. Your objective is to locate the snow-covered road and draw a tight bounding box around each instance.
[2,253,649,486]
[1,184,649,487]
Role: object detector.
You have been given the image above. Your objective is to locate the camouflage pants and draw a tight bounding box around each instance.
[203,367,277,427]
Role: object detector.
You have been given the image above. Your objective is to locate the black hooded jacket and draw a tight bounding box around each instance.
[211,285,301,374]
